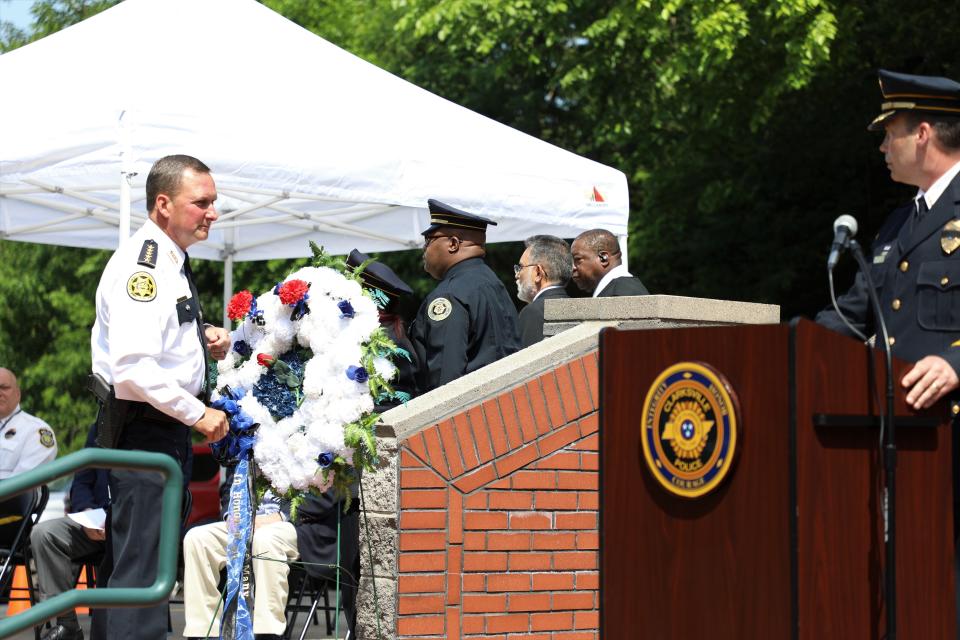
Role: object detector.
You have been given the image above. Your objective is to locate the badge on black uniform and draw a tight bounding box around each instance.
[427,297,452,321]
[942,220,960,255]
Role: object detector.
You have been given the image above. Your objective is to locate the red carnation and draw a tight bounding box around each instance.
[277,279,310,306]
[227,290,253,321]
[256,353,275,367]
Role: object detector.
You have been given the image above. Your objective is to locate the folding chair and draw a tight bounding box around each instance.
[0,485,50,640]
[283,566,335,640]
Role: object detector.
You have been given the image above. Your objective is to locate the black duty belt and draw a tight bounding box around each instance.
[126,401,189,426]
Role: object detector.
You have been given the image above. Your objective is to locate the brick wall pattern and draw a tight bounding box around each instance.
[396,352,600,640]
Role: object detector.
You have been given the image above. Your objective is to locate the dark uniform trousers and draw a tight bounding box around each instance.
[106,414,190,639]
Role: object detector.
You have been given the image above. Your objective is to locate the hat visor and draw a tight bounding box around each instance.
[868,110,897,131]
[421,223,443,236]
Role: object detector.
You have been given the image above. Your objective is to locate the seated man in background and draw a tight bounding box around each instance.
[183,469,360,640]
[515,235,572,348]
[0,366,57,546]
[31,423,110,640]
[570,228,649,297]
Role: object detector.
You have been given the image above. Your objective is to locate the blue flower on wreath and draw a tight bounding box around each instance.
[317,452,335,469]
[233,340,252,357]
[346,365,368,384]
[253,350,307,419]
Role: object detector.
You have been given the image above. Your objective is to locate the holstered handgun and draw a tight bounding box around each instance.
[87,373,129,449]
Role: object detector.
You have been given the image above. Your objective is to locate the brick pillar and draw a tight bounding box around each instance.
[395,352,601,639]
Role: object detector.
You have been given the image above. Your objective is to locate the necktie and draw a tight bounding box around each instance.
[183,253,211,402]
[903,197,929,240]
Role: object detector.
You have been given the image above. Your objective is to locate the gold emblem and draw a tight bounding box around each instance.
[127,272,157,301]
[427,297,453,321]
[39,428,55,448]
[641,362,740,499]
[941,220,960,255]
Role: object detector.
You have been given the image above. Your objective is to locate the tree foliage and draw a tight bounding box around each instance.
[2,0,959,445]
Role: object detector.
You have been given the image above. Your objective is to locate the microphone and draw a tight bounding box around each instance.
[827,214,858,270]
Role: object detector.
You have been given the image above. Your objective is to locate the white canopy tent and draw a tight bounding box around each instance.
[0,0,629,323]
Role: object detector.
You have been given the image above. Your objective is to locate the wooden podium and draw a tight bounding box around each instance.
[600,319,954,639]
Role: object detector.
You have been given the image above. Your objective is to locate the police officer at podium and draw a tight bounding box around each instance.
[815,70,960,628]
[817,69,960,410]
[91,154,230,639]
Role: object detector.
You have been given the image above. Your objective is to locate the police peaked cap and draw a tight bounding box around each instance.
[346,249,414,297]
[868,69,960,131]
[422,199,497,235]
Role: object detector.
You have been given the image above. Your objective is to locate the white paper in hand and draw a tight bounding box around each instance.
[67,508,107,531]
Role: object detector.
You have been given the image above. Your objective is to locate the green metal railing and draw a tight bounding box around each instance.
[0,449,182,638]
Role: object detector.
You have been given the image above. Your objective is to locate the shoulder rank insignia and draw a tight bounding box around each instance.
[39,428,55,448]
[127,272,157,302]
[137,239,159,268]
[427,297,452,321]
[941,220,960,255]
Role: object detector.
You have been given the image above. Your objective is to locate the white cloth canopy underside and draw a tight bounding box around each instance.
[0,0,628,262]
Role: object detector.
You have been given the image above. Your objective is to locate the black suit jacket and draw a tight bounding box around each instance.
[596,275,649,297]
[518,287,570,348]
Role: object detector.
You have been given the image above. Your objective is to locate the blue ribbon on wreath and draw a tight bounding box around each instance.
[210,387,258,640]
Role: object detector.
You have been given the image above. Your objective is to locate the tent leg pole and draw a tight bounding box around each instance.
[618,233,629,271]
[118,110,132,241]
[223,253,234,329]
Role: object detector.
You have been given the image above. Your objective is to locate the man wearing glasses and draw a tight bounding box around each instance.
[515,235,572,348]
[410,199,521,392]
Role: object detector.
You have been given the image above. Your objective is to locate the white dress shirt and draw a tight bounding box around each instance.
[917,159,960,211]
[91,219,206,426]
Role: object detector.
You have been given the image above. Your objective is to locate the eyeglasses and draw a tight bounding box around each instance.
[423,234,451,248]
[513,263,539,275]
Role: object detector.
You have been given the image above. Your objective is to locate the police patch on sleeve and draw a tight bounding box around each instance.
[127,272,158,302]
[39,428,55,448]
[427,297,452,321]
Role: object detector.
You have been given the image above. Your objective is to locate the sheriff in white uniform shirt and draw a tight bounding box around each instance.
[0,367,56,480]
[90,154,229,640]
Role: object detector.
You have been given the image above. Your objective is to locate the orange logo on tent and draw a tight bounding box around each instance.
[591,187,605,202]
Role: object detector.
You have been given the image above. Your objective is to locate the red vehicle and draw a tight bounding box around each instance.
[186,443,221,528]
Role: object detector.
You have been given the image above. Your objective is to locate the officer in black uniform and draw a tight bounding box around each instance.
[409,200,521,393]
[815,71,960,626]
[346,249,419,409]
[816,69,960,412]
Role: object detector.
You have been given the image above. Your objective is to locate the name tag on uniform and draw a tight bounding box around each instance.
[873,245,892,264]
[176,296,199,325]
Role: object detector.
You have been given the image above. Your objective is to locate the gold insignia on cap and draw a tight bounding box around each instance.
[427,297,452,321]
[942,220,960,255]
[127,272,157,302]
[39,428,54,448]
